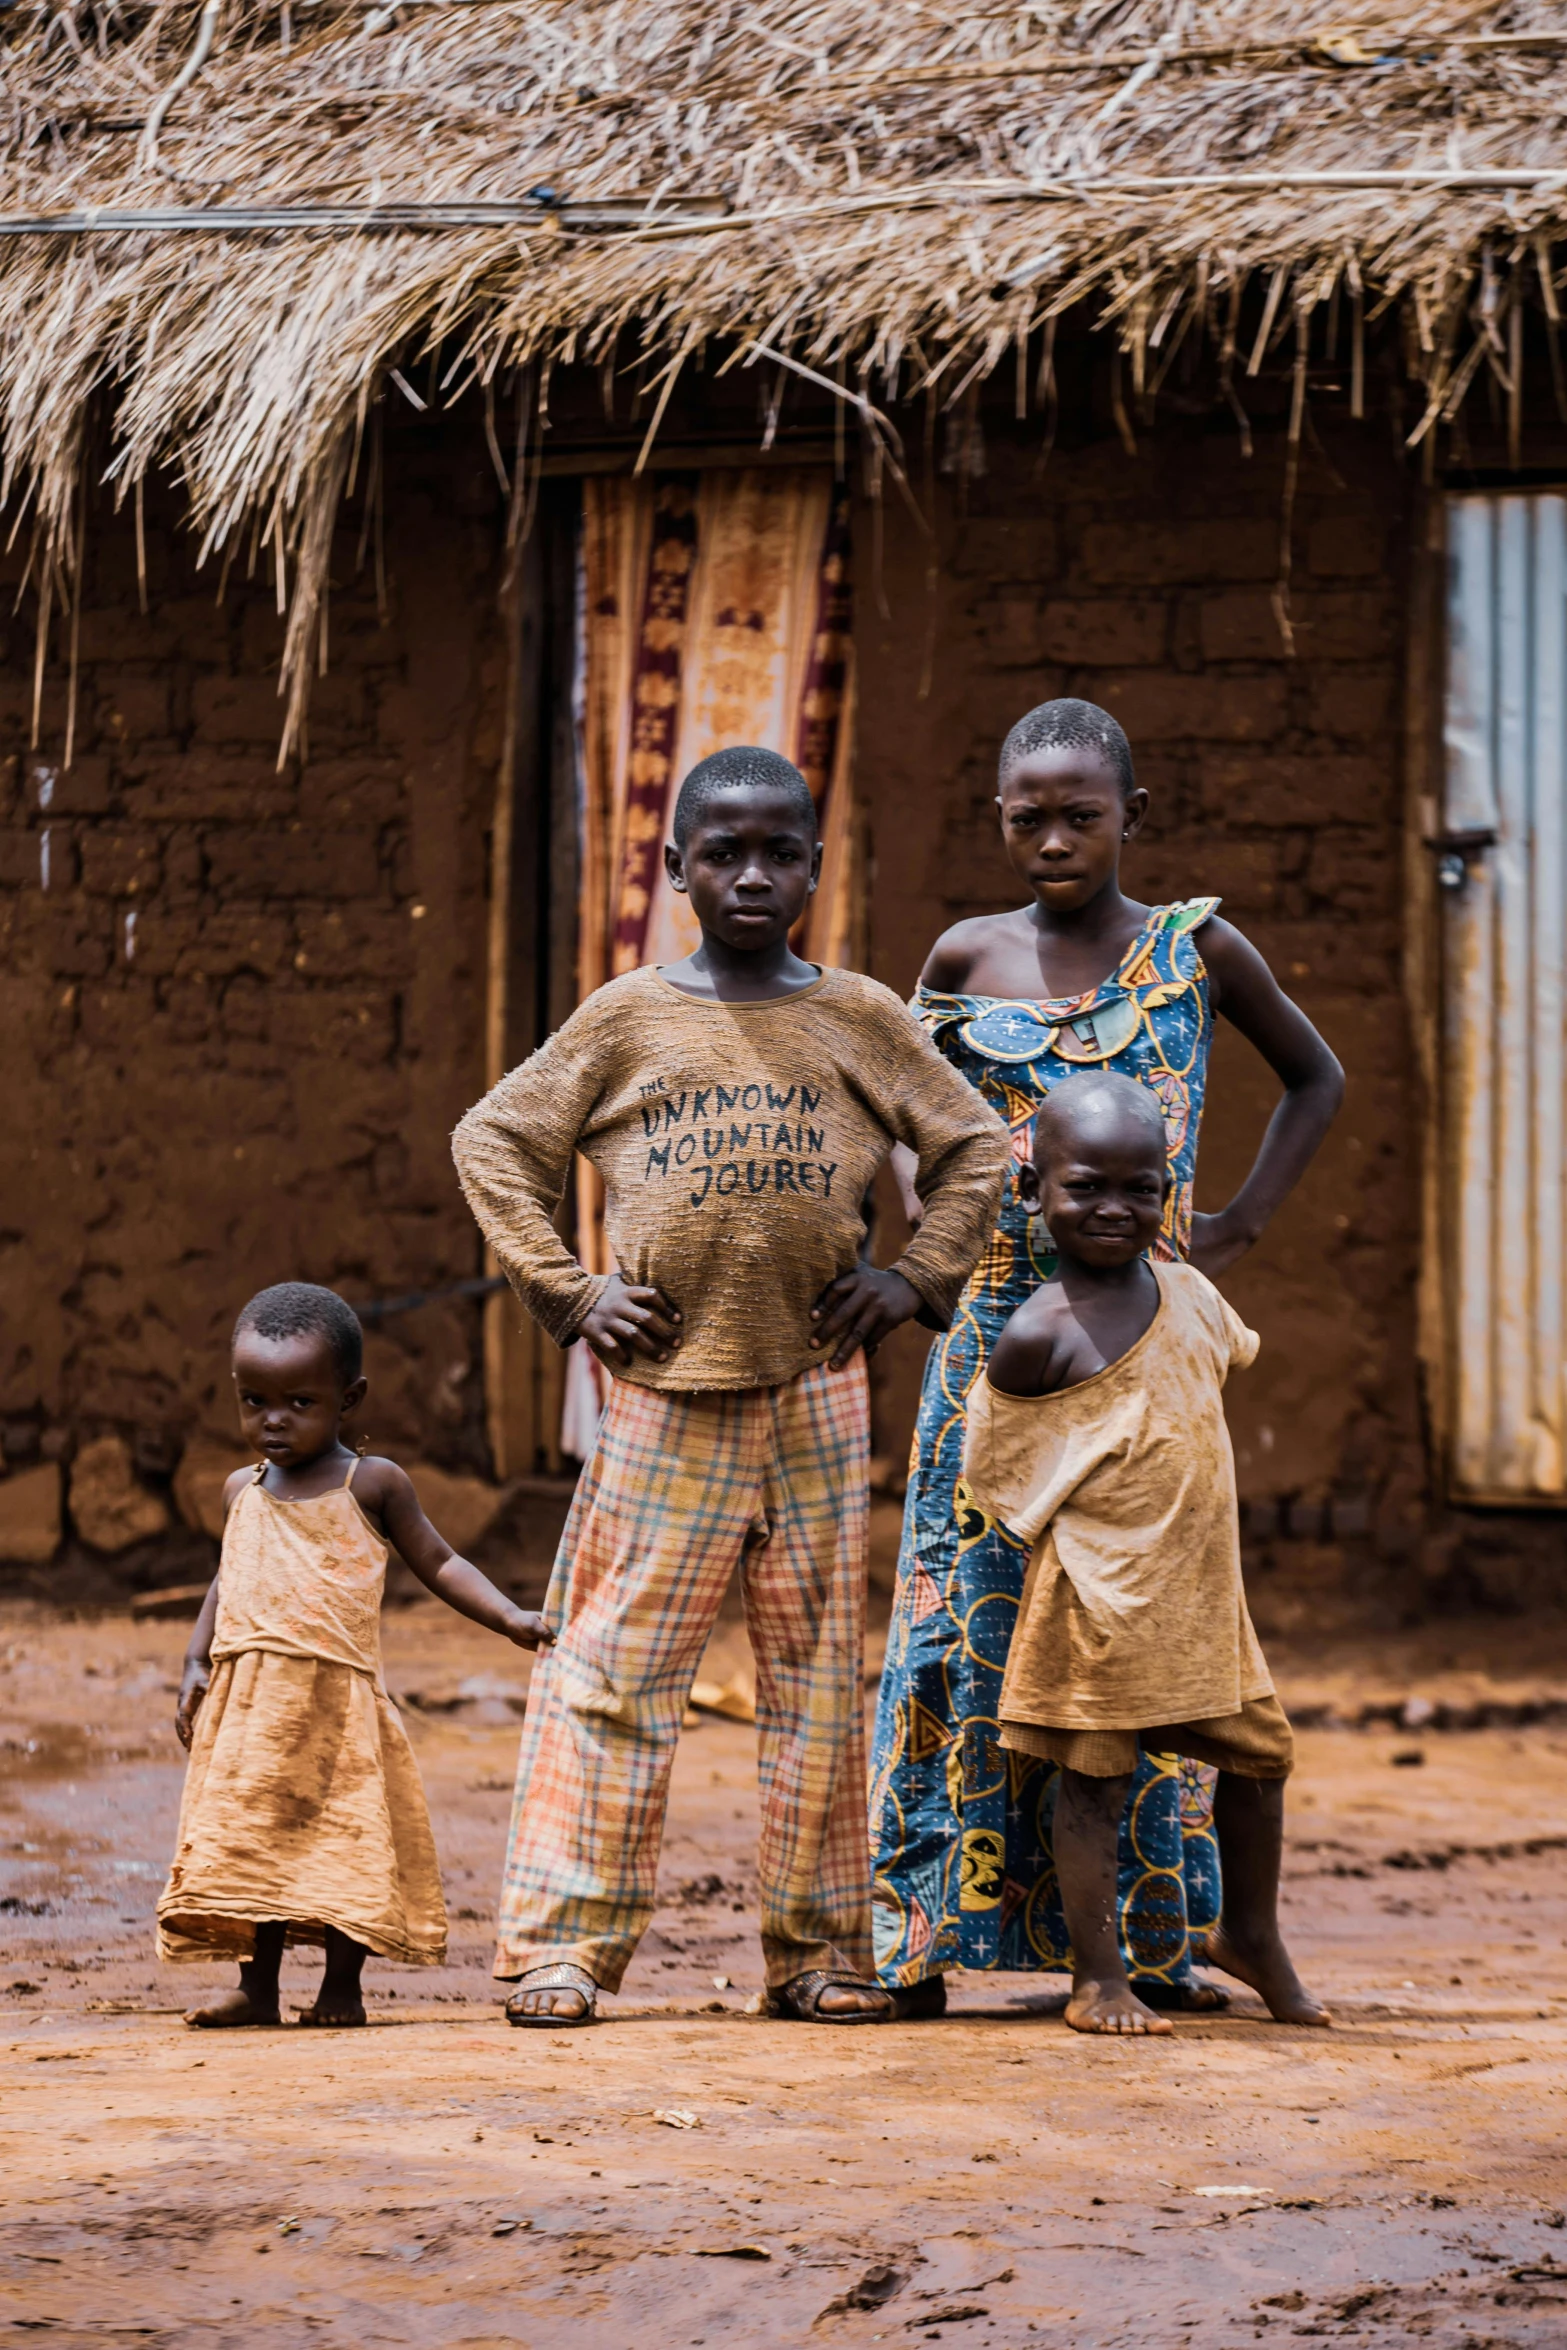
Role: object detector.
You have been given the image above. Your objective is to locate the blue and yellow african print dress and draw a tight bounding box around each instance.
[869,898,1224,1992]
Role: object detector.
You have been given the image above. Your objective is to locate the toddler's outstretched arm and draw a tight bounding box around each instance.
[365,1462,553,1650]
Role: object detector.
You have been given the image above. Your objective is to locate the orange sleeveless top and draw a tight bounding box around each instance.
[211,1462,387,1678]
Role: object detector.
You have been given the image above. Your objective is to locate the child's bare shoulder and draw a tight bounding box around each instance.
[988,1285,1076,1398]
[347,1455,415,1506]
[1186,911,1281,1003]
[922,910,1031,991]
[1189,910,1246,959]
[220,1466,254,1515]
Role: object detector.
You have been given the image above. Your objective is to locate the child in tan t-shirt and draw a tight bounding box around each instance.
[454,746,1009,2029]
[963,1070,1329,2037]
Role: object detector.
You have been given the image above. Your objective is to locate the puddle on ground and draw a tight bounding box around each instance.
[1,1728,97,1784]
[0,1727,150,1782]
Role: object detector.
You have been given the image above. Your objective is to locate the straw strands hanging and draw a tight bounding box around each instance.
[3,0,1567,751]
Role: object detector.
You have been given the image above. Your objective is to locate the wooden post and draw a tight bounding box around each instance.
[536,485,582,1471]
[483,501,546,1478]
[483,485,580,1478]
[1404,485,1448,1493]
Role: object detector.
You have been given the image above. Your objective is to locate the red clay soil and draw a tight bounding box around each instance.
[2,1595,1566,2350]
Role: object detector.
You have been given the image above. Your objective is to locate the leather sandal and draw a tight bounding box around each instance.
[771,1968,893,2024]
[505,1961,598,2027]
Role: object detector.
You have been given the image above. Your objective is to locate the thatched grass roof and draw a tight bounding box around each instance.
[7,0,1567,747]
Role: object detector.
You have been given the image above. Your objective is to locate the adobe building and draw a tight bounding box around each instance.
[0,4,1562,1610]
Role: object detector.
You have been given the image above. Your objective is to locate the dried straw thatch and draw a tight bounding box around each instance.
[6,0,1567,749]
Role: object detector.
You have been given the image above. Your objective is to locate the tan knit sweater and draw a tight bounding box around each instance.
[452,966,1010,1391]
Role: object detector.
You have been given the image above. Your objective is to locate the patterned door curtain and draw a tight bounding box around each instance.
[561,467,858,1457]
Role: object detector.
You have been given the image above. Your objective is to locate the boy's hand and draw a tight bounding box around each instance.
[175,1660,210,1749]
[504,1610,555,1653]
[580,1273,682,1367]
[1188,1207,1256,1279]
[810,1267,923,1369]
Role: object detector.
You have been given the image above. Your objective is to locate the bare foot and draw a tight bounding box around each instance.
[1200,1924,1332,2026]
[184,1988,281,2030]
[1064,1977,1174,2036]
[299,1994,366,2027]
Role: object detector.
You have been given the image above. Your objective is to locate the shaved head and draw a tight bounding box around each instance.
[1033,1071,1166,1176]
[999,697,1135,797]
[672,746,817,848]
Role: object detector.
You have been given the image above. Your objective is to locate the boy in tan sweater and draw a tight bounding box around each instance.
[454,747,1009,2026]
[963,1070,1329,2037]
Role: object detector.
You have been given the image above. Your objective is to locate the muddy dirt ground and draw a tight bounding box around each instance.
[3,1545,1567,2350]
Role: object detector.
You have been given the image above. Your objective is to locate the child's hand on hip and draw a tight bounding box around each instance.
[504,1610,555,1652]
[809,1268,923,1368]
[580,1273,682,1366]
[175,1661,210,1749]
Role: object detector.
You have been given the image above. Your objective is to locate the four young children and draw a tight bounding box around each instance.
[157,705,1337,2041]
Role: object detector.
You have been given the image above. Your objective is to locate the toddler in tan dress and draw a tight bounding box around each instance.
[159,1282,551,2028]
[963,1073,1329,2038]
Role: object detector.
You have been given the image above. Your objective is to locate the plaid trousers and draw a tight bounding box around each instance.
[495,1355,872,1992]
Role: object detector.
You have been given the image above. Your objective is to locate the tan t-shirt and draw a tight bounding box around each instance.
[452,965,1010,1392]
[961,1260,1271,1730]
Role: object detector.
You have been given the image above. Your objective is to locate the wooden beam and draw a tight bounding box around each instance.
[482,485,584,1478]
[1404,486,1449,1501]
[540,436,836,478]
[483,509,548,1478]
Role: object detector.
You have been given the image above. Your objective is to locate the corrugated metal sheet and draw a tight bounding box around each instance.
[1443,492,1567,1502]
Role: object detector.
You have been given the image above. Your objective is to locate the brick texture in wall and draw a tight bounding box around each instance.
[0,416,510,1510]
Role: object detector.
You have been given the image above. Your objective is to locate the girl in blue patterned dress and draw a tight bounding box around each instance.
[869,699,1343,2017]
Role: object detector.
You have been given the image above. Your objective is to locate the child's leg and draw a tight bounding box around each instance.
[184,1918,285,2029]
[746,1358,887,2018]
[496,1382,759,2016]
[1054,1769,1173,2036]
[301,1925,369,2028]
[1202,1775,1331,2026]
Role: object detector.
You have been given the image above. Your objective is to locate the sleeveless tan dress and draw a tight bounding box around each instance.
[157,1464,447,1965]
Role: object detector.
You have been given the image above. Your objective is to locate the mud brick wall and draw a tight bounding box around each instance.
[0,375,1524,1590]
[0,415,508,1502]
[856,408,1425,1560]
